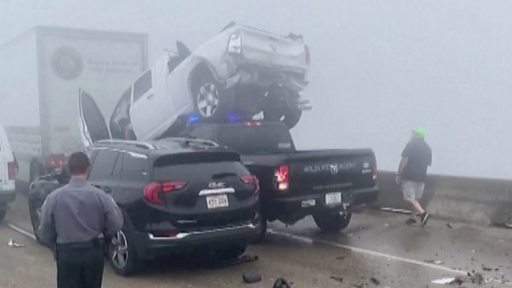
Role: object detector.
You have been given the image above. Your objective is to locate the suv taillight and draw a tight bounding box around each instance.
[7,161,16,180]
[274,165,289,191]
[143,181,187,205]
[241,175,259,193]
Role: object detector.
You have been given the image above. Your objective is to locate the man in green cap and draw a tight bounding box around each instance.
[396,128,432,226]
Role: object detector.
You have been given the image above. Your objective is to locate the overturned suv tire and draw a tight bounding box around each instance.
[191,67,234,122]
[313,211,352,233]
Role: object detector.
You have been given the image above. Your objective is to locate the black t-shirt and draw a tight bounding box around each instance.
[401,138,432,182]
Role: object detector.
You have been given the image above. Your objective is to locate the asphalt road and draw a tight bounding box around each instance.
[1,195,511,288]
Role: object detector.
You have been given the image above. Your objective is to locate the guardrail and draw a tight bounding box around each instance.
[374,171,512,227]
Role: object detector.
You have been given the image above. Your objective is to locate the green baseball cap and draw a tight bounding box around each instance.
[413,127,426,138]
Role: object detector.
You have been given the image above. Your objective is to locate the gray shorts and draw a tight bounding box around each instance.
[401,181,425,202]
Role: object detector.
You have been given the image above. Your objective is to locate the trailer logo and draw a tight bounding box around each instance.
[51,46,84,80]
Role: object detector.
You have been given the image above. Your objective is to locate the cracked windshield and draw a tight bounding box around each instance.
[0,1,511,287]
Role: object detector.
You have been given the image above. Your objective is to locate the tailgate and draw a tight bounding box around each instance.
[239,27,308,72]
[287,150,376,196]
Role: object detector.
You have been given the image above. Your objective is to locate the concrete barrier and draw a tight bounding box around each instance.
[375,171,512,226]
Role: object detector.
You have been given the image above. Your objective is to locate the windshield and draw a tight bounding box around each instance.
[217,125,295,154]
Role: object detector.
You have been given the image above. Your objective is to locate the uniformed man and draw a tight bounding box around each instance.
[38,152,123,288]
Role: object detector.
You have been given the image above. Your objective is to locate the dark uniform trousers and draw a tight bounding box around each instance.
[56,239,104,288]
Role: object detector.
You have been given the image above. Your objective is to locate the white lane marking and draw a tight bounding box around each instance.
[6,223,37,241]
[268,229,467,275]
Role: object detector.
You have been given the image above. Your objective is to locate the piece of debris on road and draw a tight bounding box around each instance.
[7,239,25,248]
[446,222,454,229]
[242,272,262,284]
[370,277,380,286]
[330,276,344,283]
[273,278,291,288]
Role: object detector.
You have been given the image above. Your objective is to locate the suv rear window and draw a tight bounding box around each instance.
[217,125,295,154]
[152,152,246,181]
[89,150,119,180]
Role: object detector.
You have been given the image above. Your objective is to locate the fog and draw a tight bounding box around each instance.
[1,0,511,179]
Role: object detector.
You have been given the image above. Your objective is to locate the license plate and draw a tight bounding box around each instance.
[206,194,229,209]
[326,192,342,205]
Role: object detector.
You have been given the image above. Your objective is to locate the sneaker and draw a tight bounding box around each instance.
[420,212,430,226]
[405,218,417,225]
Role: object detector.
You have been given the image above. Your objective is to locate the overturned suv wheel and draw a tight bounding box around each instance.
[108,230,138,276]
[192,67,234,122]
[313,210,352,233]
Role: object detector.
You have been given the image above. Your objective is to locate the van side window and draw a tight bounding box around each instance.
[132,71,152,102]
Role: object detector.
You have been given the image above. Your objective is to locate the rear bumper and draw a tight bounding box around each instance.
[130,220,261,259]
[0,189,16,205]
[266,187,379,216]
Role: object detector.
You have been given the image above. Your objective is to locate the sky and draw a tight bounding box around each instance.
[1,0,512,179]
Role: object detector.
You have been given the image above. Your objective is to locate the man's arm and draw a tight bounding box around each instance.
[37,196,57,248]
[398,157,408,176]
[102,194,124,237]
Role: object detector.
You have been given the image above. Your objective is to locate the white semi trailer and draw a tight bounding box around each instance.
[0,26,147,186]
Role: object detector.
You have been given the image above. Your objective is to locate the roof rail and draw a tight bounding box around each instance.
[161,137,219,147]
[96,139,156,150]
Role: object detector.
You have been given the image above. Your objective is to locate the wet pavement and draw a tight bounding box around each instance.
[1,195,511,288]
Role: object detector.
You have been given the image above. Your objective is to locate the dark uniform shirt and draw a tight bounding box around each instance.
[401,138,432,182]
[38,176,123,245]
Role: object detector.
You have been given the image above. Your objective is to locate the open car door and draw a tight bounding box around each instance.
[78,89,111,148]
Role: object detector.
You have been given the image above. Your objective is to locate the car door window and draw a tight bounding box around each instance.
[121,152,149,182]
[88,150,120,181]
[132,71,152,102]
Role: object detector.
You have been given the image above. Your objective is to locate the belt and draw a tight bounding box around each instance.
[57,238,103,250]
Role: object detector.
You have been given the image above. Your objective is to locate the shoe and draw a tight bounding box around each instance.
[405,218,417,225]
[420,212,430,226]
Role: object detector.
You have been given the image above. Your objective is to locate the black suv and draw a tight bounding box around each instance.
[29,138,261,275]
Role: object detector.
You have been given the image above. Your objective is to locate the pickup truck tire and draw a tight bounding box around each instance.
[313,211,352,233]
[253,213,268,243]
[282,107,302,129]
[192,67,234,122]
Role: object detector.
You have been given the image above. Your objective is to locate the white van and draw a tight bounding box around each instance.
[0,123,16,221]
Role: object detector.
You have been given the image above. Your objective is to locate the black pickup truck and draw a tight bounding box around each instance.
[182,121,378,239]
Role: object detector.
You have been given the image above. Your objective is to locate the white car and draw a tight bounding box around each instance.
[106,23,310,141]
[0,122,17,221]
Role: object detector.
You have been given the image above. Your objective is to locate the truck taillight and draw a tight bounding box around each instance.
[7,161,16,180]
[371,158,378,181]
[144,181,187,205]
[241,175,260,193]
[304,45,310,66]
[227,32,243,54]
[48,154,66,169]
[274,165,289,191]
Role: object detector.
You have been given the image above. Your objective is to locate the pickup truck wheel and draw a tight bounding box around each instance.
[282,107,302,129]
[313,211,352,233]
[253,213,268,243]
[108,230,138,276]
[29,199,44,242]
[192,69,233,122]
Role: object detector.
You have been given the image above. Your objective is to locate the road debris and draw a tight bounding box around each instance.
[370,277,380,286]
[481,264,493,272]
[7,239,24,248]
[446,222,454,229]
[242,272,262,284]
[273,278,291,288]
[424,259,444,265]
[351,282,369,288]
[330,276,344,283]
[336,255,347,261]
